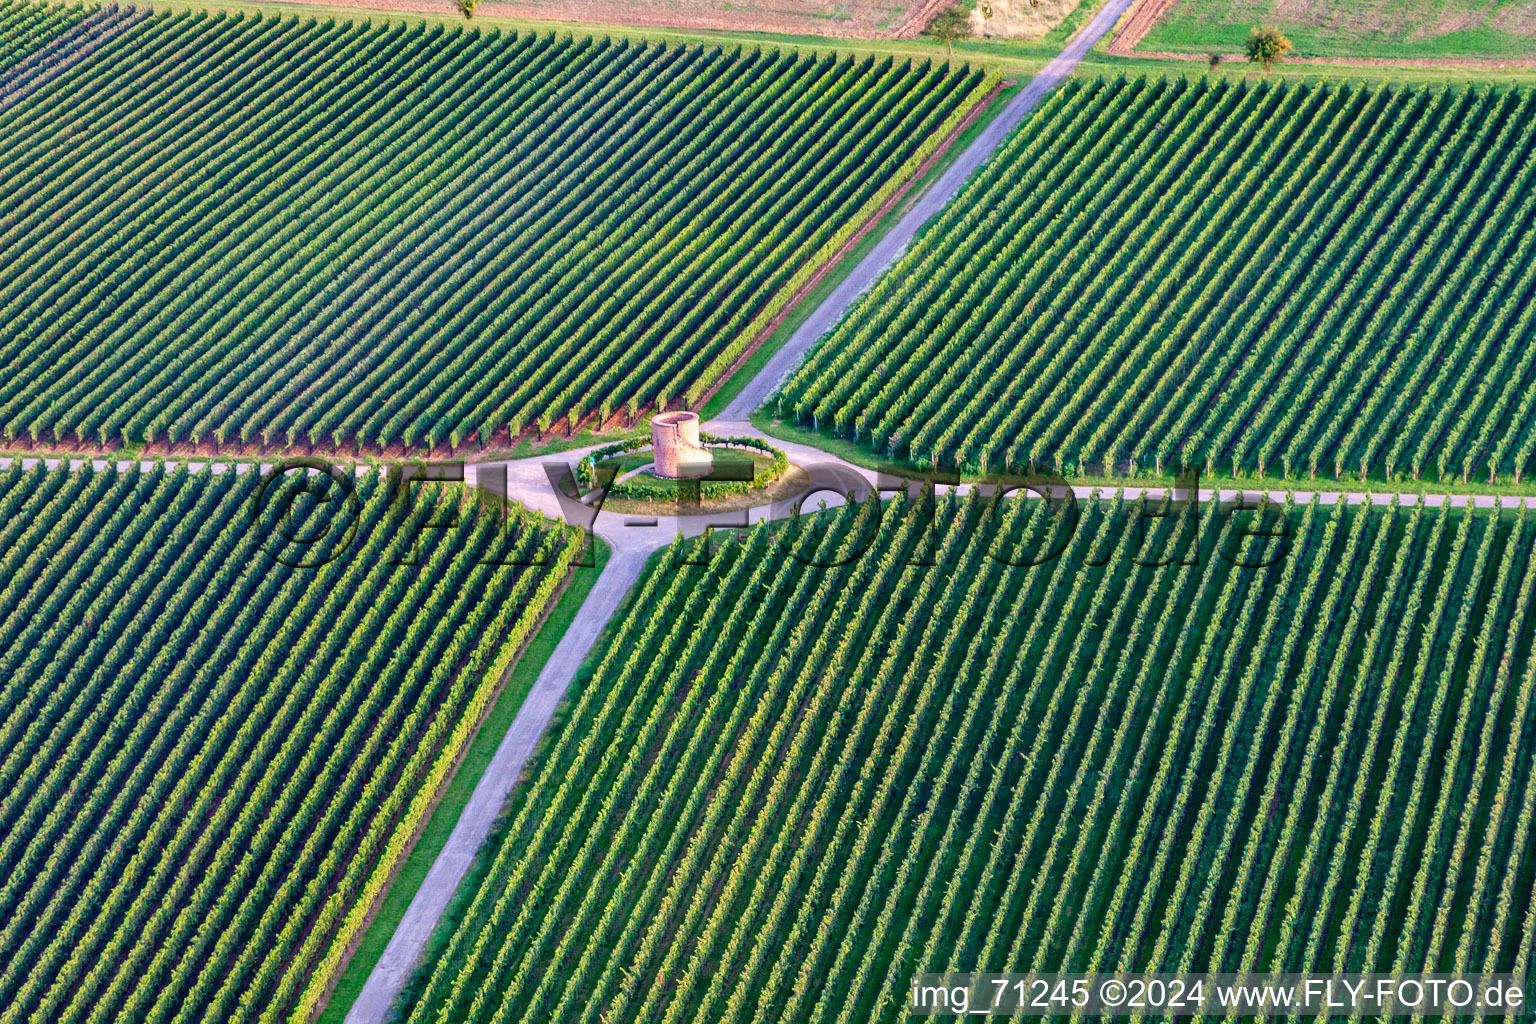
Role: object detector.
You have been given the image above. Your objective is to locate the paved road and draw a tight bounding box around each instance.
[716,0,1140,421]
[476,435,1536,520]
[343,544,656,1024]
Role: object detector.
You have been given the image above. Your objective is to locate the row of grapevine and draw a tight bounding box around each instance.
[0,463,580,1024]
[0,3,143,113]
[0,0,87,72]
[779,75,1536,487]
[397,493,1536,1024]
[0,3,987,454]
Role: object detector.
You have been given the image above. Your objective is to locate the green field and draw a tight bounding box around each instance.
[0,463,577,1024]
[1137,0,1536,60]
[779,75,1536,487]
[396,494,1536,1024]
[0,4,986,454]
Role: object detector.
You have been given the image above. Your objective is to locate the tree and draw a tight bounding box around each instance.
[457,0,478,17]
[928,4,972,59]
[1245,25,1291,71]
[1208,52,1222,70]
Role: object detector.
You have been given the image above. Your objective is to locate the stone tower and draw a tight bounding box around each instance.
[651,411,712,479]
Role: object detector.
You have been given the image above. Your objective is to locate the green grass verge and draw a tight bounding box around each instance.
[384,536,658,1021]
[1081,52,1536,87]
[751,413,1536,498]
[1134,0,1536,61]
[700,76,1031,421]
[314,538,612,1024]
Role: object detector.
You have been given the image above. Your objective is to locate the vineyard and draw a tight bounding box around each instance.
[779,76,1536,487]
[398,494,1536,1023]
[0,5,987,454]
[0,0,87,71]
[10,3,1536,1023]
[0,463,578,1024]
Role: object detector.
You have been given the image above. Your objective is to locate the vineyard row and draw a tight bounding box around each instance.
[0,464,578,1024]
[400,492,1536,1024]
[781,76,1536,488]
[0,5,986,455]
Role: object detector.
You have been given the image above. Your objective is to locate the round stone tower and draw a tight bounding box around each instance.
[651,411,712,480]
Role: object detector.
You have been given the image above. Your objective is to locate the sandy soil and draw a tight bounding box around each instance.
[968,0,1084,38]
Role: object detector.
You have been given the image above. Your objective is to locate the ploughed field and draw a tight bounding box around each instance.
[0,464,577,1024]
[780,76,1536,487]
[0,5,985,453]
[397,494,1536,1024]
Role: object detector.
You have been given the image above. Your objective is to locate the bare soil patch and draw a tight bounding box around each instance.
[1108,0,1179,53]
[895,0,957,36]
[969,0,1084,39]
[1492,3,1536,35]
